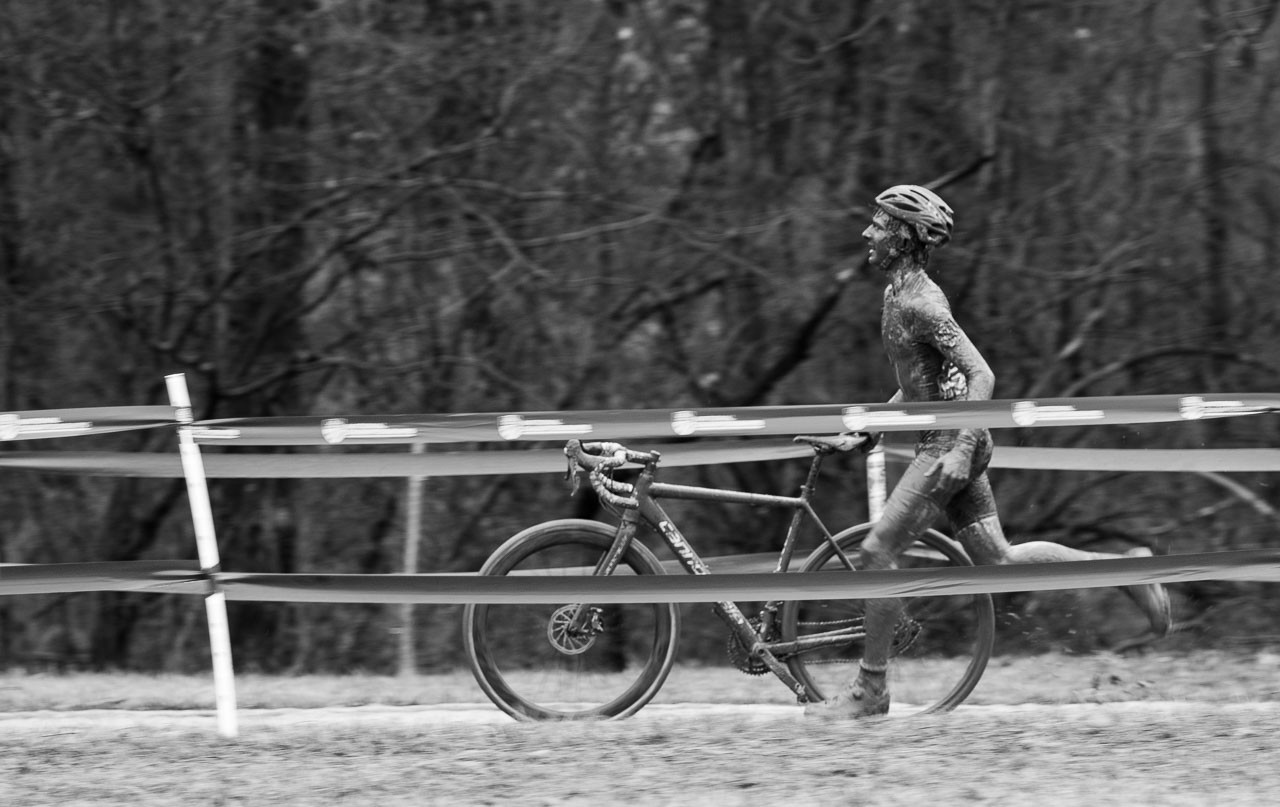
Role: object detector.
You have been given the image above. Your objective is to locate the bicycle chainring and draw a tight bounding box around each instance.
[727,616,772,676]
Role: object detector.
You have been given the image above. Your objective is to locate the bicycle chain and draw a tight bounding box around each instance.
[797,618,864,629]
[729,615,923,672]
[794,616,922,655]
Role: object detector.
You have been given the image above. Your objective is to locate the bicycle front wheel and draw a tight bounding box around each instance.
[463,519,681,720]
[779,524,994,714]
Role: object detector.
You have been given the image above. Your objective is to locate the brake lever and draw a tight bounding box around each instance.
[564,440,583,495]
[567,462,588,497]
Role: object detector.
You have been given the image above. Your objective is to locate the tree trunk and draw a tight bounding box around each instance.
[212,0,314,670]
[1198,0,1231,349]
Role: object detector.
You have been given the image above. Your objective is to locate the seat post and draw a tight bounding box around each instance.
[798,450,825,502]
[771,450,826,576]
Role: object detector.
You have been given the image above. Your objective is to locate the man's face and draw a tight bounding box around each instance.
[862,210,898,269]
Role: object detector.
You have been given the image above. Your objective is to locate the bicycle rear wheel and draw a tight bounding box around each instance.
[463,519,681,720]
[779,524,994,714]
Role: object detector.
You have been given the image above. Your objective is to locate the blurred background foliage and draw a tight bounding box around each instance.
[1,0,1279,672]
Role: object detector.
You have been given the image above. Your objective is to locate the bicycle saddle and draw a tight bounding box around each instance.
[793,433,876,454]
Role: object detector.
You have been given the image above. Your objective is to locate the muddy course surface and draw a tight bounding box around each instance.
[3,702,1278,805]
[2,653,1278,805]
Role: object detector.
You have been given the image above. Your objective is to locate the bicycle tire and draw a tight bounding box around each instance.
[779,523,994,714]
[463,519,681,720]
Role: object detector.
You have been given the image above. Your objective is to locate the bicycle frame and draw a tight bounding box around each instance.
[468,440,995,720]
[596,449,864,701]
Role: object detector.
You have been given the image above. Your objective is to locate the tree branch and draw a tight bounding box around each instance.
[1058,347,1280,398]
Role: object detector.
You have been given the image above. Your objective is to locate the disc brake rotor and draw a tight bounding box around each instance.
[547,604,603,655]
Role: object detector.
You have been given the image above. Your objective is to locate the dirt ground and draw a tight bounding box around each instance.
[2,702,1277,806]
[2,652,1278,806]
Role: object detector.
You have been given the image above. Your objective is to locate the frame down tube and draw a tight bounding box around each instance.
[636,491,810,700]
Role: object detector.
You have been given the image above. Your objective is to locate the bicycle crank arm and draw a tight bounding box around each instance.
[715,601,811,702]
[749,640,811,702]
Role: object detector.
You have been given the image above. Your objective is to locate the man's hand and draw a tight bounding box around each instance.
[924,448,970,496]
[840,431,879,453]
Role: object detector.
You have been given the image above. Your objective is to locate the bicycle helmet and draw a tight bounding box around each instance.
[874,185,954,247]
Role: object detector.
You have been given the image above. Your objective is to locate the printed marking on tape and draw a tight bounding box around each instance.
[841,406,937,431]
[1011,402,1105,427]
[497,415,592,441]
[670,410,767,436]
[192,428,242,440]
[0,414,93,441]
[321,418,420,445]
[1178,396,1274,420]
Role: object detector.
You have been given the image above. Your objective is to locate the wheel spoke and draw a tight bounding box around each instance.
[464,520,680,720]
[781,527,994,713]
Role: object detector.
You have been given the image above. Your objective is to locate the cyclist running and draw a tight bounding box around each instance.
[806,184,1173,719]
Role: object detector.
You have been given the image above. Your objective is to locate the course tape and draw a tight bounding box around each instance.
[184,393,1280,446]
[6,442,1280,478]
[0,396,1272,452]
[0,560,204,596]
[2,550,1278,602]
[0,443,811,478]
[0,406,175,442]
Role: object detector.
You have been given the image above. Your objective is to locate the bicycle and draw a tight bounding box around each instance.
[463,436,995,721]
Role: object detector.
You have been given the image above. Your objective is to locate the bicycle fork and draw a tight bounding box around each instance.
[559,509,644,637]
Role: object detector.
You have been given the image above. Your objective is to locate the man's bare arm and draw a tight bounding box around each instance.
[922,306,993,490]
[928,314,994,403]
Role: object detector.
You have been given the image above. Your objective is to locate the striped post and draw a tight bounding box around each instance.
[166,373,238,738]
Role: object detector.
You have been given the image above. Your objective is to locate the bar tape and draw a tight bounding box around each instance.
[185,393,1280,446]
[3,549,1278,602]
[0,406,176,442]
[5,442,1280,478]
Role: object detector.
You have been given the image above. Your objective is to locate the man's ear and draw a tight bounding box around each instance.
[888,226,913,256]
